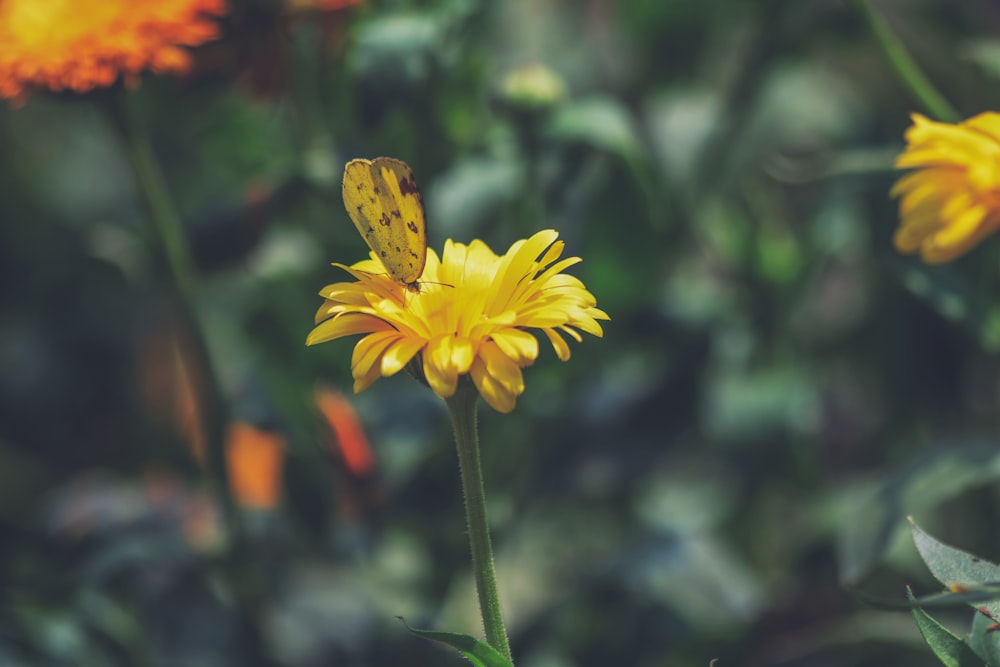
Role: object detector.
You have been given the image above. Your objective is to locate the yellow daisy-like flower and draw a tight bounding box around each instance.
[0,0,227,103]
[891,112,1000,263]
[307,230,609,414]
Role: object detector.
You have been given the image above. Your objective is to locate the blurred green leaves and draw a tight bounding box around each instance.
[547,97,643,164]
[839,443,1000,585]
[5,0,1000,665]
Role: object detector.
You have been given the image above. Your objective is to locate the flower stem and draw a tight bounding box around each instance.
[104,92,267,664]
[445,386,512,662]
[856,0,961,123]
[106,91,239,536]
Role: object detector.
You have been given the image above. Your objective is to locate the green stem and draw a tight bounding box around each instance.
[106,92,238,534]
[104,92,266,664]
[856,0,961,123]
[445,386,512,662]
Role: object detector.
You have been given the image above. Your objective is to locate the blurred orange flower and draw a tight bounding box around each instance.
[315,386,375,476]
[0,0,227,103]
[137,326,285,511]
[137,322,208,461]
[225,422,286,510]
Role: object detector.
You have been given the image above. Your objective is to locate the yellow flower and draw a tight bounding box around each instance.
[891,112,1000,263]
[0,0,227,103]
[307,230,609,414]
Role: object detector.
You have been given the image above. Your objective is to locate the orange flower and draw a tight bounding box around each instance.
[0,0,227,103]
[315,386,375,476]
[137,323,208,462]
[225,422,286,510]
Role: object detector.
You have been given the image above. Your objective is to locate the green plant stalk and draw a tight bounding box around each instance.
[445,386,513,662]
[105,92,267,664]
[856,0,961,123]
[107,92,238,533]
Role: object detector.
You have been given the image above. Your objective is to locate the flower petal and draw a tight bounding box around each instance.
[470,356,519,414]
[920,204,991,263]
[352,331,399,379]
[490,328,539,365]
[479,341,526,394]
[381,336,427,376]
[423,335,460,399]
[307,313,394,346]
[542,327,571,361]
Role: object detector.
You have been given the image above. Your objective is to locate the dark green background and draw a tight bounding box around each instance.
[3,0,1000,665]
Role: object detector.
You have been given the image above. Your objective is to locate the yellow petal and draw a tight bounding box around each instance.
[381,336,427,376]
[423,335,460,399]
[306,314,393,346]
[353,361,383,394]
[470,357,518,414]
[963,112,1000,145]
[351,331,399,378]
[921,204,990,263]
[542,328,571,361]
[479,341,526,394]
[451,336,476,374]
[490,328,539,364]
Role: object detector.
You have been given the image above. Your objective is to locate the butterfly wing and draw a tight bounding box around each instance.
[342,157,427,285]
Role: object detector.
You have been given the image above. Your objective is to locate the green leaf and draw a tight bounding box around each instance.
[911,519,1000,619]
[426,156,522,235]
[911,585,1000,610]
[891,259,1000,352]
[967,607,1000,666]
[350,14,446,90]
[964,39,1000,81]
[907,587,983,667]
[546,97,643,162]
[398,619,514,667]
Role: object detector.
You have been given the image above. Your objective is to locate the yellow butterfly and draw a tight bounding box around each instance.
[342,157,427,293]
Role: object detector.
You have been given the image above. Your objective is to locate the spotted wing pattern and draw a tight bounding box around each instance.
[342,157,427,287]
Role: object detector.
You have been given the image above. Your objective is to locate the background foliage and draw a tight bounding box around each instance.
[3,0,1000,665]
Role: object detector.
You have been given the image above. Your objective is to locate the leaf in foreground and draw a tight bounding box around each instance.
[907,587,982,667]
[398,618,514,667]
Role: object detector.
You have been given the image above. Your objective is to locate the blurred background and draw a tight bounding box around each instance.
[4,0,1000,665]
